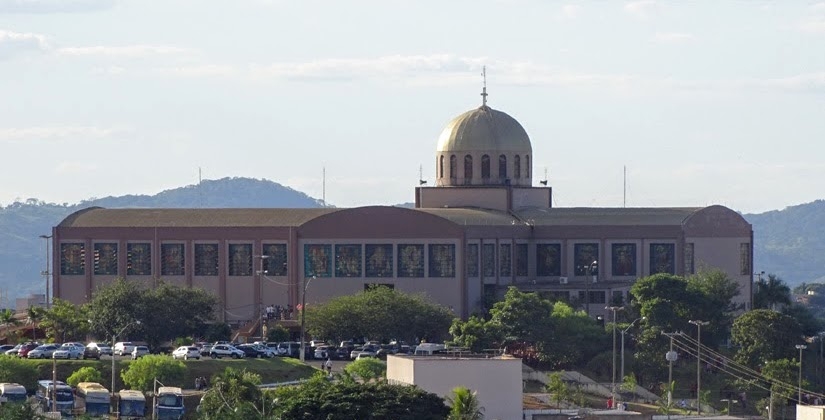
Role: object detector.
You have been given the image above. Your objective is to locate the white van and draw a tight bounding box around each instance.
[0,382,27,404]
[413,343,446,356]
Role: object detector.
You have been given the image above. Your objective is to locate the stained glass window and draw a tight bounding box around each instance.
[650,243,675,275]
[366,244,393,277]
[498,154,507,179]
[127,243,151,276]
[161,243,185,276]
[228,244,253,276]
[262,243,287,276]
[195,243,219,276]
[94,243,118,275]
[514,155,521,179]
[526,155,531,178]
[449,155,457,180]
[574,243,599,276]
[304,244,332,277]
[499,244,511,277]
[397,244,424,277]
[482,244,496,277]
[439,155,444,178]
[684,243,695,275]
[481,155,490,179]
[611,243,636,276]
[466,244,479,277]
[536,244,561,276]
[60,243,85,275]
[515,244,528,277]
[336,244,362,277]
[740,243,750,275]
[428,244,455,277]
[464,155,473,181]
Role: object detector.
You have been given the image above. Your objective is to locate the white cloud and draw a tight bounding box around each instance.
[54,161,98,174]
[0,0,115,13]
[653,32,695,44]
[0,29,49,59]
[624,0,657,19]
[560,4,580,20]
[799,17,825,34]
[57,45,190,57]
[0,126,123,142]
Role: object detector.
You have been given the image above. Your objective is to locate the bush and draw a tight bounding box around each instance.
[343,358,386,382]
[121,355,186,392]
[0,355,39,391]
[202,323,231,343]
[67,366,104,387]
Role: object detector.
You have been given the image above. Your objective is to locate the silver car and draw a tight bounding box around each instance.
[27,344,60,359]
[131,346,150,359]
[53,343,84,359]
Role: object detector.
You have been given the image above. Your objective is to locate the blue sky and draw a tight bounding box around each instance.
[1,0,823,213]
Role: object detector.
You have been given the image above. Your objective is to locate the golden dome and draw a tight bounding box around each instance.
[436,105,532,154]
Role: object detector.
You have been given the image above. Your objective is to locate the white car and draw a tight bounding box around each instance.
[172,346,201,360]
[53,343,84,360]
[131,346,150,359]
[113,342,135,356]
[209,344,244,359]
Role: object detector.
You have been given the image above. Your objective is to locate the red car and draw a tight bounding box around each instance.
[17,343,39,358]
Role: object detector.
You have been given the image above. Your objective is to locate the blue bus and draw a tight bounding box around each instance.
[36,380,74,417]
[75,382,110,417]
[154,386,184,420]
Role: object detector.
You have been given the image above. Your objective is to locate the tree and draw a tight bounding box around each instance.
[753,274,792,311]
[305,286,455,343]
[197,368,263,419]
[760,359,798,419]
[781,303,822,337]
[267,324,290,342]
[344,357,386,382]
[731,309,802,368]
[121,355,186,392]
[446,386,484,420]
[66,366,103,387]
[25,306,44,341]
[546,372,569,411]
[40,299,90,343]
[0,309,18,341]
[544,301,606,368]
[0,399,43,420]
[449,316,502,353]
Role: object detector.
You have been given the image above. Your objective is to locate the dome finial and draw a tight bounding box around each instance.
[480,65,488,106]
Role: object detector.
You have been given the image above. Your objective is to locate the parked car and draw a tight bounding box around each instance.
[84,342,111,359]
[350,345,379,360]
[196,343,213,357]
[356,352,377,360]
[249,344,276,358]
[309,340,326,348]
[17,343,40,358]
[4,344,22,356]
[209,344,244,359]
[113,342,135,356]
[131,346,150,359]
[336,347,350,359]
[235,345,262,358]
[0,344,15,353]
[314,346,331,360]
[27,344,60,359]
[53,343,84,360]
[172,346,201,360]
[277,342,301,358]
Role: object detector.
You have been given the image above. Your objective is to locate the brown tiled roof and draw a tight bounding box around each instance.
[421,206,702,226]
[58,207,340,228]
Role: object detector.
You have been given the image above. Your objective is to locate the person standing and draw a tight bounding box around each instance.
[325,358,333,376]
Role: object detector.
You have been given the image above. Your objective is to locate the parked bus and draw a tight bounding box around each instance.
[0,382,27,404]
[75,382,110,417]
[154,386,184,420]
[118,389,146,419]
[36,380,74,417]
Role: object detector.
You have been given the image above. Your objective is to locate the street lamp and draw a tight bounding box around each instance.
[585,260,597,316]
[255,255,271,342]
[299,275,316,362]
[620,316,646,382]
[91,319,140,396]
[796,344,807,404]
[689,320,709,415]
[606,306,623,407]
[39,235,52,308]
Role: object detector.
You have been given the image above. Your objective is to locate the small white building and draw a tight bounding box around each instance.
[387,354,523,420]
[797,404,825,420]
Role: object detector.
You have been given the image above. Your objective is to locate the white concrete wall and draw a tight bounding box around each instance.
[387,355,523,420]
[796,404,825,420]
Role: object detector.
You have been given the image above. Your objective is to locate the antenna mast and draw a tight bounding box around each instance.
[623,165,626,208]
[322,167,326,208]
[481,66,488,106]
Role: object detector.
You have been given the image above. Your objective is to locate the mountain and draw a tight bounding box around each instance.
[0,177,323,303]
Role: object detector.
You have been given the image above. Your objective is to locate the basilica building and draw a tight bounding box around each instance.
[53,92,753,323]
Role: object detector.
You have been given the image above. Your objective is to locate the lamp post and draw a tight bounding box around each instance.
[255,255,270,342]
[39,234,52,308]
[663,332,679,410]
[585,260,597,316]
[796,344,807,404]
[92,320,140,397]
[621,316,646,382]
[299,275,315,362]
[606,306,624,407]
[689,320,709,415]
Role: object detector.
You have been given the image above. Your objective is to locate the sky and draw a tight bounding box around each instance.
[0,0,823,214]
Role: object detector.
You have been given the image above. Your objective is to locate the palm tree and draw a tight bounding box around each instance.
[446,386,485,420]
[753,274,792,311]
[26,306,43,341]
[0,309,18,343]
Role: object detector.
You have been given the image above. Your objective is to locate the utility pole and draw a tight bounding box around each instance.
[662,332,680,412]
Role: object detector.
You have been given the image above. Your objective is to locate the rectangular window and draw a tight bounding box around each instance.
[574,243,599,276]
[482,244,496,277]
[194,243,219,276]
[93,243,118,275]
[228,244,253,276]
[428,244,456,277]
[611,243,636,276]
[536,244,561,276]
[466,244,479,277]
[60,243,85,275]
[127,243,151,276]
[740,243,750,275]
[304,244,332,277]
[684,243,695,275]
[499,244,512,277]
[365,244,393,277]
[515,244,528,277]
[590,291,606,304]
[161,243,185,276]
[650,243,675,275]
[262,243,287,276]
[335,244,363,277]
[611,291,624,306]
[397,244,424,278]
